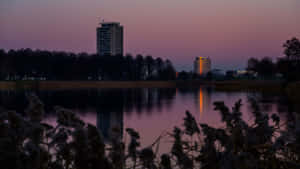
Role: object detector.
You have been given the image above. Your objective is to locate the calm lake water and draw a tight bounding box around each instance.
[0,87,295,152]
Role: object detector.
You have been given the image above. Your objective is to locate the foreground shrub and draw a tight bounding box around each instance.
[0,95,299,169]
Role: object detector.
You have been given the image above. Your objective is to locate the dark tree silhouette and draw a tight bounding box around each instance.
[246,37,300,81]
[145,55,155,80]
[0,49,176,81]
[247,58,259,72]
[283,37,300,61]
[246,57,275,78]
[278,37,300,81]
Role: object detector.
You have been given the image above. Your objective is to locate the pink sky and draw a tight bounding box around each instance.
[1,0,300,70]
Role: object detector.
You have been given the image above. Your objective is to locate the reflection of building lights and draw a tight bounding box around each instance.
[199,88,203,117]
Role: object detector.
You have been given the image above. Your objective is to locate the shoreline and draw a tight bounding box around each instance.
[0,80,285,91]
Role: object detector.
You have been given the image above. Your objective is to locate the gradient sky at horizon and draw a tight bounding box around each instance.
[1,0,300,70]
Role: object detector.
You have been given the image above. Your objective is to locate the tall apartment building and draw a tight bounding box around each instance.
[97,22,123,56]
[194,57,211,75]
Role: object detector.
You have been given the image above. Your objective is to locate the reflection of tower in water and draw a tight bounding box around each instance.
[96,90,124,143]
[97,110,123,143]
[196,87,211,119]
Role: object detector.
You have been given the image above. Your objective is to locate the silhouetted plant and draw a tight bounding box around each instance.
[0,94,299,169]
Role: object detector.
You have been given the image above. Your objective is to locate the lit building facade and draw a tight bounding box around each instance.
[97,22,123,56]
[194,57,211,76]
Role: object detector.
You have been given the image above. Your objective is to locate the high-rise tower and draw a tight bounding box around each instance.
[97,22,123,56]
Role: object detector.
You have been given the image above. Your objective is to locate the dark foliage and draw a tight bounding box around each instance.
[247,57,275,77]
[247,37,300,81]
[0,49,176,80]
[0,95,299,169]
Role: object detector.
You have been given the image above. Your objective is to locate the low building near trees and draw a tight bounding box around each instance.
[194,57,211,76]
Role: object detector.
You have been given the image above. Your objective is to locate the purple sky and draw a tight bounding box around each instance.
[1,0,300,71]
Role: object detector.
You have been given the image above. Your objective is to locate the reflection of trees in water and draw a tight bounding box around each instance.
[0,88,177,115]
[246,92,296,121]
[0,88,177,142]
[0,90,30,114]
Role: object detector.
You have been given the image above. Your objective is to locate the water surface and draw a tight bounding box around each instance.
[0,87,294,151]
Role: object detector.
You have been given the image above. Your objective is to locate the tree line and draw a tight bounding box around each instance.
[0,49,176,80]
[247,37,300,81]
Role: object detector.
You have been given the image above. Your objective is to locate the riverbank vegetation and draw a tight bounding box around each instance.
[247,37,300,81]
[1,95,299,169]
[0,50,176,81]
[0,79,285,91]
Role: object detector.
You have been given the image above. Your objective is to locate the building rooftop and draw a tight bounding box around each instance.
[196,56,210,60]
[99,22,121,25]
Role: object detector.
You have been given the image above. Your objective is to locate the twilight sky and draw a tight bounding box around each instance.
[1,0,300,70]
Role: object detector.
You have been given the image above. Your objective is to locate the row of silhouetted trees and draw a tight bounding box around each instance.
[247,37,300,81]
[0,49,176,80]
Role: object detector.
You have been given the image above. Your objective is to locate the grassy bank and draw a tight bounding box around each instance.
[213,80,285,92]
[286,81,300,100]
[0,80,287,91]
[0,81,178,90]
[0,81,15,90]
